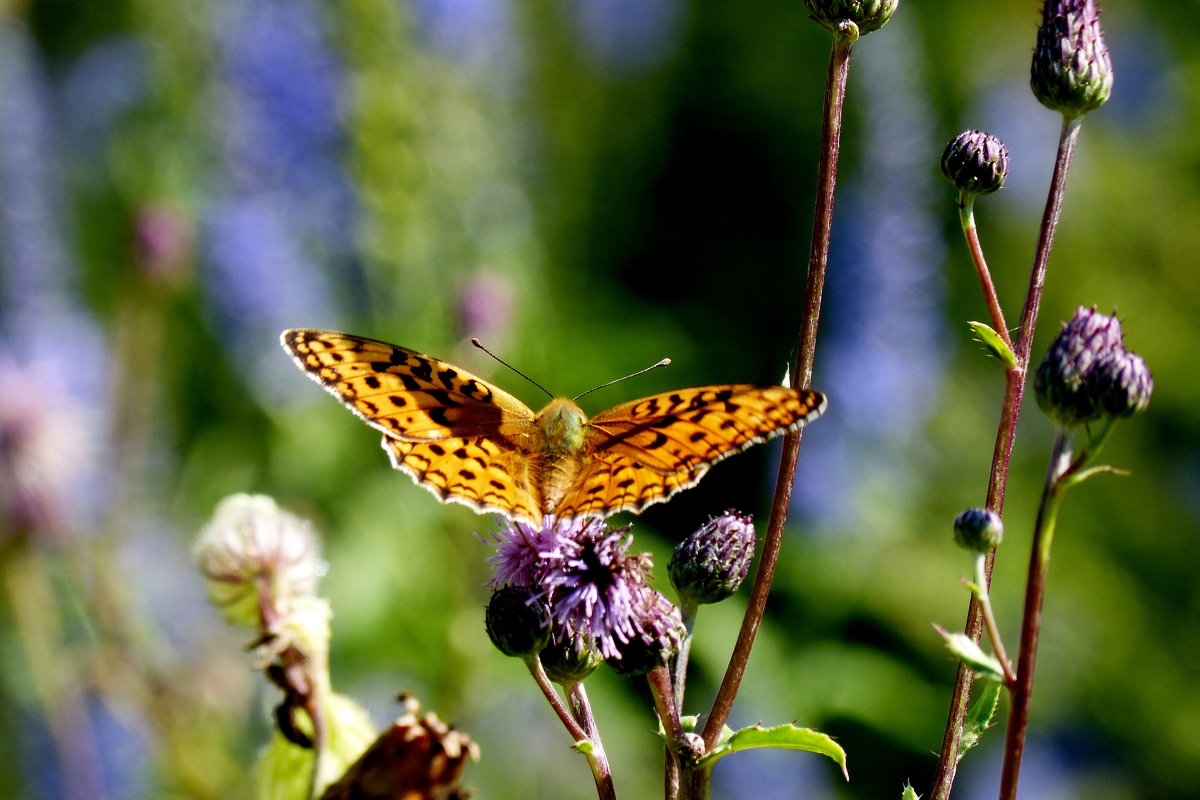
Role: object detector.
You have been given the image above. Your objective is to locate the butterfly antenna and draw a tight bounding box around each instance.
[573,357,672,402]
[471,338,555,400]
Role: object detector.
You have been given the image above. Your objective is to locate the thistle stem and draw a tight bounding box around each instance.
[560,677,616,800]
[647,666,685,800]
[526,658,589,743]
[930,114,1084,799]
[700,28,853,752]
[959,198,1013,348]
[672,604,698,715]
[997,430,1071,800]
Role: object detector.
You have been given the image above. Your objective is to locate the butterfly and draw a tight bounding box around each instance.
[281,330,827,525]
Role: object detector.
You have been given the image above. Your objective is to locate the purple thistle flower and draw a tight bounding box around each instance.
[542,523,657,660]
[484,515,592,589]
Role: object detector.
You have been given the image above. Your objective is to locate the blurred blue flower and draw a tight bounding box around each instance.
[414,0,523,79]
[792,16,948,528]
[203,0,356,403]
[568,0,684,73]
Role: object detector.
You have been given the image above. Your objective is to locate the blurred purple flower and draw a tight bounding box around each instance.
[0,358,97,541]
[0,22,107,536]
[457,271,514,343]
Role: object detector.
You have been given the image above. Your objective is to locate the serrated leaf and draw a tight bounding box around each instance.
[901,782,922,800]
[959,678,1003,759]
[699,723,848,780]
[968,321,1017,369]
[936,626,1006,683]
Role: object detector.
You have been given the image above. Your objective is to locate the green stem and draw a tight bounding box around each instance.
[700,27,853,754]
[970,553,1016,688]
[997,430,1071,800]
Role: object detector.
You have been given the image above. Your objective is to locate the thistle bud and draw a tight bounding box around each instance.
[1030,0,1113,117]
[953,508,1004,553]
[803,0,899,37]
[1034,306,1123,427]
[1087,349,1153,419]
[541,625,603,685]
[669,512,756,607]
[485,586,552,659]
[940,131,1009,197]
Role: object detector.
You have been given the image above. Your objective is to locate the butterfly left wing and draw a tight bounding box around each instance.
[282,329,544,520]
[282,329,536,441]
[552,385,827,519]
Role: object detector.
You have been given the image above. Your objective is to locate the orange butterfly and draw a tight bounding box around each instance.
[282,330,827,524]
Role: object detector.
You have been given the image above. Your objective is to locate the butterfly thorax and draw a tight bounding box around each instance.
[536,398,589,453]
[533,398,591,513]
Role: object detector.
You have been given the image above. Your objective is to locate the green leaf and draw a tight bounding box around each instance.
[959,678,1003,759]
[698,723,848,780]
[901,782,922,800]
[935,626,1006,683]
[573,739,594,754]
[968,321,1017,369]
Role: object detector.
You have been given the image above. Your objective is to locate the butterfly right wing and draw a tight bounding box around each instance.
[552,384,827,519]
[282,329,543,520]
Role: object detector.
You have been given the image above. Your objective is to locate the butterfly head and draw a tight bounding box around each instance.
[537,398,589,453]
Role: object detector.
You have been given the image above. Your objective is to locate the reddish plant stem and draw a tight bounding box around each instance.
[961,202,1013,349]
[700,33,853,750]
[929,115,1083,800]
[997,432,1069,800]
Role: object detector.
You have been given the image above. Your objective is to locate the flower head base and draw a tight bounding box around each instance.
[1034,307,1152,427]
[194,494,323,629]
[1031,0,1113,117]
[953,507,1004,553]
[669,511,757,607]
[941,131,1009,198]
[485,585,552,659]
[540,624,604,685]
[803,0,899,37]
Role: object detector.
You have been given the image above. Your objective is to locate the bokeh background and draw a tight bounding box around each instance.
[1,0,1196,798]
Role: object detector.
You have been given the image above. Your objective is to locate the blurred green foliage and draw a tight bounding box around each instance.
[0,1,1197,798]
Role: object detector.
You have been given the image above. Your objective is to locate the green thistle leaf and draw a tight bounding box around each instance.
[699,723,848,780]
[960,679,1003,759]
[936,626,1006,683]
[968,321,1017,369]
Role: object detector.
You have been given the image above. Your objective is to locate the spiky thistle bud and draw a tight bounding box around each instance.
[953,508,1004,553]
[940,131,1009,197]
[803,0,899,37]
[485,585,552,659]
[1087,349,1153,419]
[1030,0,1113,117]
[1035,307,1152,426]
[669,511,756,607]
